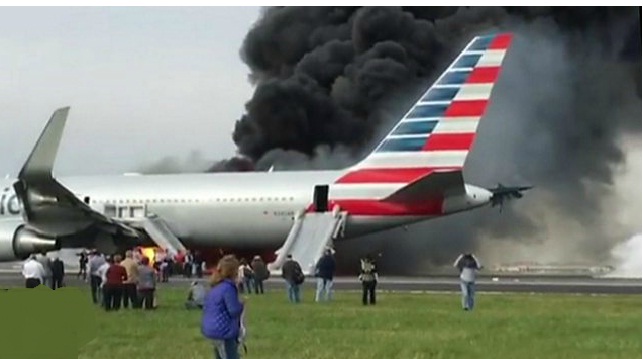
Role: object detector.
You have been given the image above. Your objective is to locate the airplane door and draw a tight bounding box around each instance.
[313,185,329,212]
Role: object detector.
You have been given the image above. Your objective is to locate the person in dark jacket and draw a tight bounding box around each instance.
[202,255,244,359]
[250,255,270,295]
[281,254,303,303]
[314,248,336,302]
[52,256,65,290]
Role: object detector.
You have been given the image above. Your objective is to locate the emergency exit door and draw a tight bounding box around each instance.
[313,185,329,212]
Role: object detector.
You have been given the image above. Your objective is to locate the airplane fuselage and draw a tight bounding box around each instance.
[0,170,490,250]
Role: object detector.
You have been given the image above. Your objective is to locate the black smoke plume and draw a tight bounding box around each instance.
[218,7,641,274]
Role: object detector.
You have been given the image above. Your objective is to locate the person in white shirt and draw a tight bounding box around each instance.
[22,255,45,288]
[96,255,111,307]
[453,253,483,311]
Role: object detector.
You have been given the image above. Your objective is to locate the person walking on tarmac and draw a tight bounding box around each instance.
[359,255,378,305]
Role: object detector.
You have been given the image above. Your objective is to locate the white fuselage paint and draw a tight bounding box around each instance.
[0,170,492,250]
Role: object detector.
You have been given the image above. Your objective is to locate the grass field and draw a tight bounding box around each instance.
[78,288,641,359]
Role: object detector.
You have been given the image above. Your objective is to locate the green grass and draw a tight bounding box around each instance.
[78,288,641,359]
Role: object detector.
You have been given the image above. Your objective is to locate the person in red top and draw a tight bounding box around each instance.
[103,254,128,311]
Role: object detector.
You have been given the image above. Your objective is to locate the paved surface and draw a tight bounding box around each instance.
[0,272,639,294]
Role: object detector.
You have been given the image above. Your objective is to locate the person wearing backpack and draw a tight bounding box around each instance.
[238,258,255,294]
[250,255,270,294]
[359,255,378,305]
[281,254,304,303]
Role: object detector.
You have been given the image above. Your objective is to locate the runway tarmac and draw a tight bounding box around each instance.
[0,272,639,294]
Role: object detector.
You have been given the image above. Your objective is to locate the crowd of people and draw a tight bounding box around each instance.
[22,246,482,358]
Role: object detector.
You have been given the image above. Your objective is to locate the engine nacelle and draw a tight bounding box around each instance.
[0,220,60,261]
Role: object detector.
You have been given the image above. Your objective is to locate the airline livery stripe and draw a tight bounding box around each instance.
[432,118,479,133]
[453,54,482,69]
[421,87,460,102]
[444,100,488,117]
[438,71,471,86]
[489,33,512,49]
[391,120,438,136]
[466,67,501,83]
[400,116,440,123]
[406,103,449,119]
[335,167,458,184]
[423,133,476,151]
[452,84,493,101]
[330,183,405,200]
[306,199,445,216]
[466,35,495,51]
[475,50,506,67]
[377,136,428,152]
[355,151,468,169]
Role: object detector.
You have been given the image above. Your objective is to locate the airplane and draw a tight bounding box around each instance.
[0,32,531,269]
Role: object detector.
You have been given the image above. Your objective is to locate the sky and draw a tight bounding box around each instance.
[0,7,261,177]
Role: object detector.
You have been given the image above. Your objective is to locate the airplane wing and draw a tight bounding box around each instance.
[382,170,465,203]
[13,107,139,239]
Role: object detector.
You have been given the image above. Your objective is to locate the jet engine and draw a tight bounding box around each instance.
[0,219,60,261]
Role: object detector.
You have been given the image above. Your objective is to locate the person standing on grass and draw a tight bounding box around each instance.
[103,254,128,311]
[136,257,156,310]
[250,255,269,295]
[359,255,378,305]
[453,253,482,311]
[88,250,106,304]
[120,250,140,309]
[186,280,206,310]
[314,248,336,302]
[281,254,304,303]
[202,255,245,359]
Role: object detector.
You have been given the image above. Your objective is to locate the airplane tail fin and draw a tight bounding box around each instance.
[336,33,513,186]
[18,107,70,180]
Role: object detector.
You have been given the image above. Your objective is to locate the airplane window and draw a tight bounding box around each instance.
[83,196,90,204]
[252,198,256,202]
[245,198,249,202]
[289,197,294,201]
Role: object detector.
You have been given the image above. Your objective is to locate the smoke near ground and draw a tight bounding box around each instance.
[218,7,641,274]
[605,233,642,278]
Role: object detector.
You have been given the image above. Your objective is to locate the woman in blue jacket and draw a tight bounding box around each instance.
[202,255,245,359]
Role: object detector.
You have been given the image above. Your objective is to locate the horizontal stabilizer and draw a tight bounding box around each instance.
[383,170,465,203]
[18,107,70,180]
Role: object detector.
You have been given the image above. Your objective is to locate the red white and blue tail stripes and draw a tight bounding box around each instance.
[337,33,513,186]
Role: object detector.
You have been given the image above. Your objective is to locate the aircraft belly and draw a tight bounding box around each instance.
[151,203,295,249]
[341,215,431,239]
